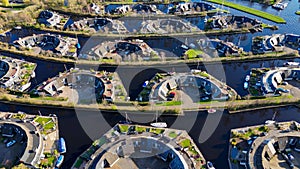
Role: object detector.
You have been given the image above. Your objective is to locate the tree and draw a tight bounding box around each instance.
[2,0,9,7]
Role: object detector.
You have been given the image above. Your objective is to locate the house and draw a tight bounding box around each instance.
[38,10,61,27]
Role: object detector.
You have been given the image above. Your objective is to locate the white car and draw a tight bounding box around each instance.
[6,140,16,148]
[207,161,215,169]
[244,82,249,89]
[245,75,250,82]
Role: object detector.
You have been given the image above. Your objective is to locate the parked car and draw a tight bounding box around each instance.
[207,161,215,169]
[6,140,16,148]
[244,82,249,89]
[289,138,297,146]
[245,75,250,82]
[247,138,253,145]
[288,153,295,161]
[294,141,300,152]
[240,159,246,166]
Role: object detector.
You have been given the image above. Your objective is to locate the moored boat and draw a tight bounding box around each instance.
[55,155,64,168]
[58,138,66,153]
[150,122,168,128]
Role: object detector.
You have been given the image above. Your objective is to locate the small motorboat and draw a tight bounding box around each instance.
[208,109,216,113]
[14,26,22,30]
[55,155,64,168]
[151,111,167,128]
[272,3,288,10]
[58,138,66,154]
[265,120,276,125]
[151,122,167,128]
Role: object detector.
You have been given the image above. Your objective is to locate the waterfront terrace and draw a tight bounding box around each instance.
[0,111,60,168]
[38,10,62,27]
[32,68,115,104]
[0,56,36,92]
[197,38,244,57]
[105,4,163,15]
[84,39,158,62]
[229,121,300,169]
[252,34,285,54]
[207,15,262,32]
[167,2,216,14]
[284,34,300,51]
[66,18,128,34]
[14,34,78,58]
[247,65,300,97]
[252,34,300,55]
[138,70,237,103]
[139,18,199,34]
[72,124,207,169]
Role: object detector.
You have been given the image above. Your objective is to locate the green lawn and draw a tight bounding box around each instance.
[119,125,129,133]
[180,139,191,148]
[73,158,84,168]
[22,63,36,71]
[43,122,55,130]
[135,126,147,133]
[81,146,97,159]
[206,0,286,23]
[198,71,210,78]
[34,117,55,130]
[168,131,178,138]
[40,153,56,168]
[185,49,203,59]
[34,117,52,125]
[0,3,31,9]
[93,137,107,147]
[150,128,165,135]
[11,113,26,119]
[156,101,182,106]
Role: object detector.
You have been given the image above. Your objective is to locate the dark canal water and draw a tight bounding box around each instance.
[0,103,300,169]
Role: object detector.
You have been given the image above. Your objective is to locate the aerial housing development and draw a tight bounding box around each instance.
[72,124,207,169]
[0,56,36,92]
[0,0,300,168]
[0,111,63,168]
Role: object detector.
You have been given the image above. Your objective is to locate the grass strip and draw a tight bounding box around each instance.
[206,0,286,23]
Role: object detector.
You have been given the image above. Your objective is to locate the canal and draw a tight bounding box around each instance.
[0,102,300,168]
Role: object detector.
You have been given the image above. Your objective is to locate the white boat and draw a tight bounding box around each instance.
[151,122,167,128]
[272,3,288,10]
[284,62,299,67]
[180,44,189,50]
[265,120,276,125]
[14,26,22,30]
[208,109,216,113]
[151,111,167,128]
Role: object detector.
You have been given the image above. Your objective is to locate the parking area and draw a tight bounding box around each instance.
[0,135,26,168]
[268,150,300,169]
[286,81,300,98]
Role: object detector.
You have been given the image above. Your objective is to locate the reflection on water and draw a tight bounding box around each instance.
[0,103,300,169]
